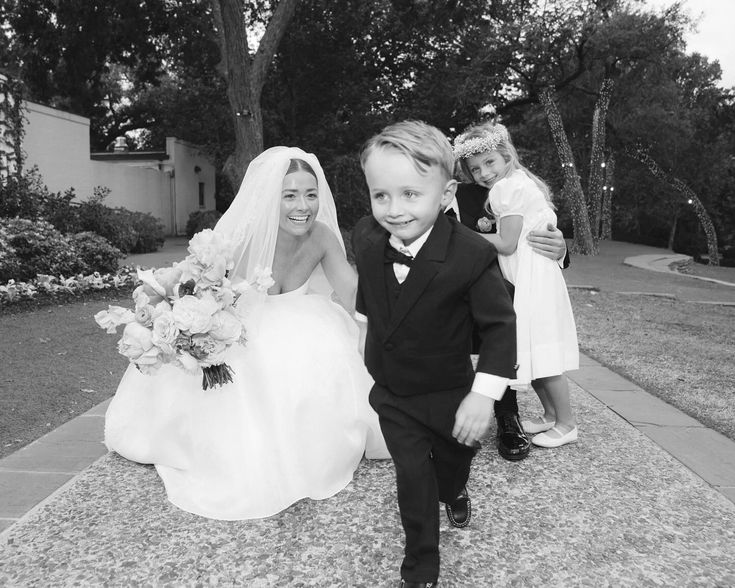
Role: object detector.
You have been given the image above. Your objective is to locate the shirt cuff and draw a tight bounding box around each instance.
[471,372,509,401]
[353,311,368,323]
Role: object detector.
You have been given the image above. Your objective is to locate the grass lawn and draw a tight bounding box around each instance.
[0,291,130,458]
[569,289,735,441]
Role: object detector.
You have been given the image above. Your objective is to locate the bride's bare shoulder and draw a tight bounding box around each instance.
[310,221,342,249]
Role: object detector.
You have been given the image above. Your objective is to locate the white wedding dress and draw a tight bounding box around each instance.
[105,280,389,520]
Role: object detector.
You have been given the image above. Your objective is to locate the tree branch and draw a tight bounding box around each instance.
[251,0,300,96]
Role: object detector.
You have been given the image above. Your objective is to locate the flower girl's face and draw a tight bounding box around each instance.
[466,150,507,189]
[279,170,319,236]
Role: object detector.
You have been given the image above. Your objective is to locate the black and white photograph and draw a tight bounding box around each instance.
[1,0,734,585]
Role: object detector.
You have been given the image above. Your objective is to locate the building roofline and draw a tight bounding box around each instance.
[90,152,169,162]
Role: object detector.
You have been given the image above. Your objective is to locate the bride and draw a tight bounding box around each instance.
[104,146,389,520]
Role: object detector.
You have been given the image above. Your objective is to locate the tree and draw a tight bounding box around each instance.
[212,0,300,190]
[0,0,170,149]
[587,78,614,238]
[540,88,597,255]
[626,144,719,265]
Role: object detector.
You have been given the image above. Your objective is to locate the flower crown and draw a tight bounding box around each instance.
[452,124,510,159]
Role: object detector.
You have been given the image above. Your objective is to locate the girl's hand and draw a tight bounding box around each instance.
[527,223,567,261]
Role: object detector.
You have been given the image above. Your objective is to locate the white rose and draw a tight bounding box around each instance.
[118,322,159,367]
[188,229,233,268]
[209,309,242,343]
[172,294,219,334]
[151,311,180,357]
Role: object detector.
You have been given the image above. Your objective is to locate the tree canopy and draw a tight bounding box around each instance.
[1,0,733,259]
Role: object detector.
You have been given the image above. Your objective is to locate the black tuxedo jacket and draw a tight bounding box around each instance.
[454,183,489,233]
[352,213,516,397]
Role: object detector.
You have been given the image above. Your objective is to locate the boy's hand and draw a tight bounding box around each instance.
[453,392,493,447]
[527,223,566,261]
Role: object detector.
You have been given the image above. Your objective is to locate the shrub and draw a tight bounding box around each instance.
[40,188,83,234]
[0,226,21,283]
[73,187,164,254]
[69,232,124,275]
[124,209,166,253]
[0,168,48,220]
[0,218,80,281]
[186,209,222,238]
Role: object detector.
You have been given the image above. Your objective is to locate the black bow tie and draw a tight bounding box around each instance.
[384,246,414,267]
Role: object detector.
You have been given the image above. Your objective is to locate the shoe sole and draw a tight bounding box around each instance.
[498,446,530,461]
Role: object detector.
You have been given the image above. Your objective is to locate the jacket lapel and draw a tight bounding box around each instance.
[385,214,452,339]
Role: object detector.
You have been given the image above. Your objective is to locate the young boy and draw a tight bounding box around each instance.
[352,120,517,587]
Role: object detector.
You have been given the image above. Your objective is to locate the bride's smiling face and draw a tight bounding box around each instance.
[279,170,319,236]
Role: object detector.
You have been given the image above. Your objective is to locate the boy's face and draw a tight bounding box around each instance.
[364,148,456,245]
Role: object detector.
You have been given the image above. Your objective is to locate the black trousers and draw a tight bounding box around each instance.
[495,386,518,416]
[370,384,477,583]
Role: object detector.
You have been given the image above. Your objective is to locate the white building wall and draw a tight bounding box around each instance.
[22,102,96,198]
[168,137,217,235]
[89,162,172,227]
[19,100,216,236]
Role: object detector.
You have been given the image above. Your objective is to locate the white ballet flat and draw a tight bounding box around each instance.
[532,426,578,448]
[521,415,555,434]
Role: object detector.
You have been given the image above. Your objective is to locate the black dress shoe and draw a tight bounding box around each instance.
[445,486,471,528]
[496,412,530,461]
[399,581,437,587]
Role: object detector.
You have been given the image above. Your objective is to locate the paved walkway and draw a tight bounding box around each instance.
[1,240,735,585]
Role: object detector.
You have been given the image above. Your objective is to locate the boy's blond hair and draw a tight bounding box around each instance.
[360,120,455,180]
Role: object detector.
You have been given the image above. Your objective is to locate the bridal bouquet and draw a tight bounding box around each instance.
[95,229,274,390]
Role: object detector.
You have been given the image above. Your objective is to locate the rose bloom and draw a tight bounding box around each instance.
[198,256,229,287]
[187,229,233,269]
[209,309,242,343]
[134,304,155,327]
[172,294,219,334]
[94,305,135,334]
[151,311,180,357]
[118,322,161,371]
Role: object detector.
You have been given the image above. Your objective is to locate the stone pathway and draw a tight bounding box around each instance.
[1,352,734,585]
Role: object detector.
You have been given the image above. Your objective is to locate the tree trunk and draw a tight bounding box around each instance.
[213,0,300,192]
[668,206,679,251]
[600,153,615,240]
[540,89,597,255]
[587,78,614,238]
[626,145,719,265]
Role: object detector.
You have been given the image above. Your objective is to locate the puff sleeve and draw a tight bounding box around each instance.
[488,171,530,220]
